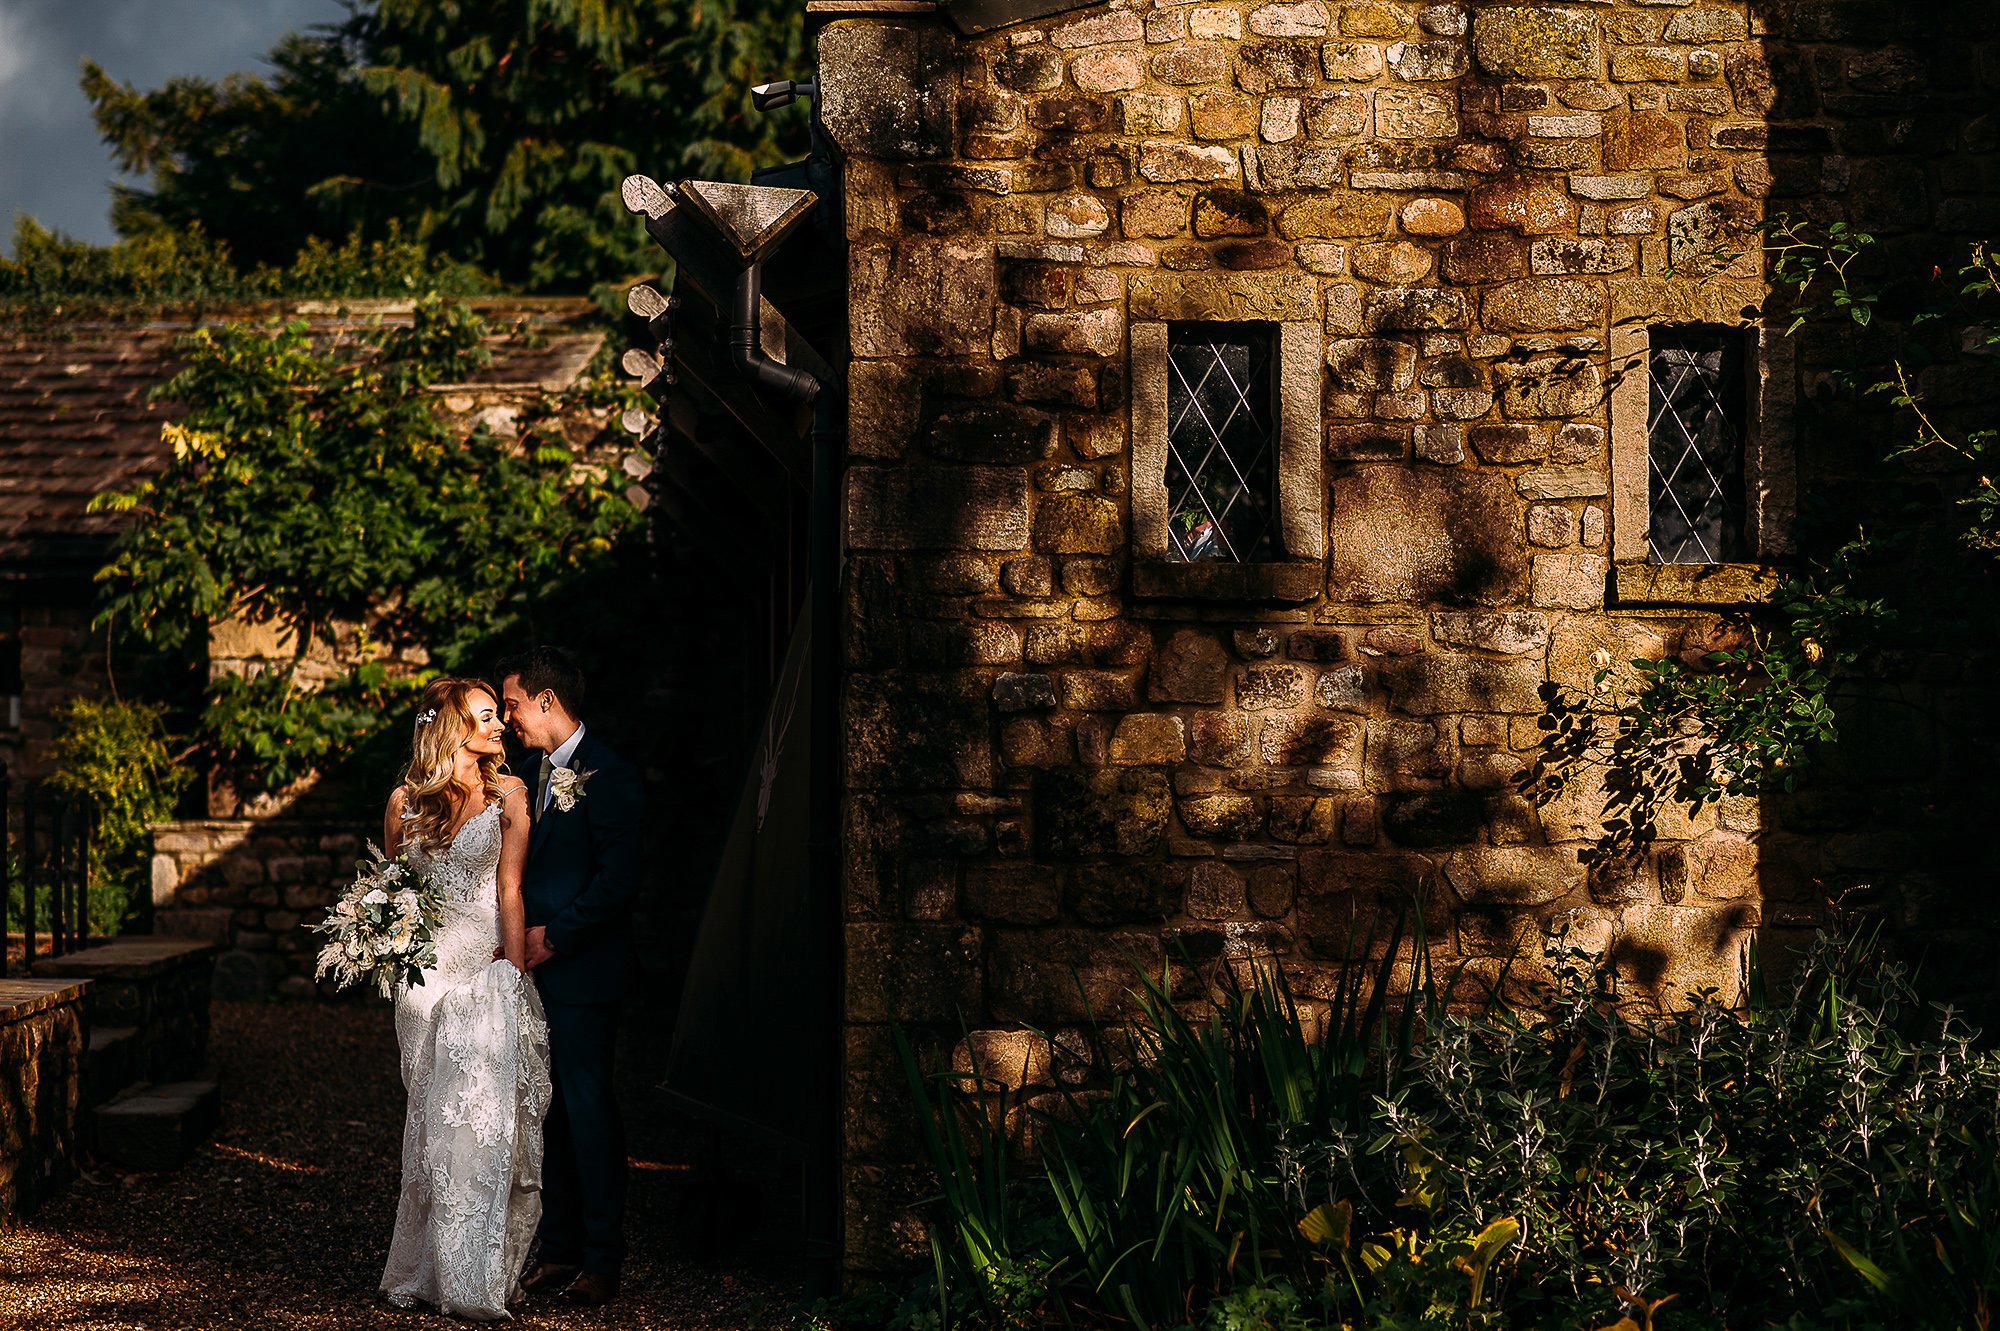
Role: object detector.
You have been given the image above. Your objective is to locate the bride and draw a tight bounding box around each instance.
[377,677,552,1319]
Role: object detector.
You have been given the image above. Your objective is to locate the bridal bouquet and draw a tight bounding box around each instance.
[309,844,444,997]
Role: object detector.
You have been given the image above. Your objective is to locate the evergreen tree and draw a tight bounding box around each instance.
[82,0,811,292]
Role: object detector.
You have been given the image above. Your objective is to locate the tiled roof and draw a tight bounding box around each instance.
[0,298,604,579]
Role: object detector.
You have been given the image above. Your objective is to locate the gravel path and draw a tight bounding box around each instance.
[0,1000,805,1330]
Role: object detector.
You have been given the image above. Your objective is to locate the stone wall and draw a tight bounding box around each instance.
[0,594,108,785]
[151,819,368,998]
[0,979,88,1221]
[818,0,2000,1274]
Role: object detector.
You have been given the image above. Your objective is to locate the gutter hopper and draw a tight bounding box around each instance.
[673,180,819,266]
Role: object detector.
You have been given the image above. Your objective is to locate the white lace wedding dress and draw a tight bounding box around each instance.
[380,800,553,1320]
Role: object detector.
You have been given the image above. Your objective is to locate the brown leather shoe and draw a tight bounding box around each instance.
[520,1262,581,1297]
[557,1271,620,1307]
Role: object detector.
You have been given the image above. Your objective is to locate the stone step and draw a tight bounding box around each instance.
[83,1026,143,1108]
[93,1081,221,1171]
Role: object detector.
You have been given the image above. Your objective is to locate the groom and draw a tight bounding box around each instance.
[497,647,643,1308]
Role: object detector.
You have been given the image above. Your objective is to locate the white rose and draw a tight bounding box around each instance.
[362,888,390,907]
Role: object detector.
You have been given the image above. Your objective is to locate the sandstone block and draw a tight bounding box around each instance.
[848,467,1029,550]
[992,672,1057,713]
[1516,466,1607,500]
[1315,663,1368,711]
[846,924,984,1022]
[1296,849,1440,958]
[1250,2,1331,37]
[1662,8,1748,43]
[1469,177,1576,234]
[1111,713,1189,764]
[1188,861,1248,919]
[962,865,1059,925]
[1179,793,1262,838]
[1365,287,1469,333]
[1604,111,1686,171]
[1304,90,1369,137]
[1352,241,1434,284]
[1414,423,1465,464]
[1480,279,1604,332]
[1122,191,1190,238]
[1269,796,1338,843]
[1191,7,1245,39]
[1387,40,1470,81]
[1034,770,1172,858]
[1153,43,1234,85]
[1530,237,1635,275]
[1140,141,1241,183]
[1033,494,1122,554]
[1151,630,1231,702]
[1045,195,1112,239]
[1190,91,1258,139]
[1261,97,1303,142]
[1530,551,1609,609]
[1380,654,1542,714]
[1320,41,1385,81]
[1261,711,1366,769]
[1073,50,1144,92]
[1375,88,1459,137]
[1275,190,1393,239]
[1329,466,1527,605]
[1443,846,1583,906]
[1471,7,1600,80]
[1325,338,1417,391]
[1025,308,1122,357]
[1611,46,1686,82]
[1526,504,1579,547]
[988,926,1170,1023]
[1493,357,1605,416]
[1238,41,1322,91]
[1339,2,1409,36]
[1431,609,1549,654]
[1060,669,1139,711]
[1401,197,1466,235]
[1190,710,1253,766]
[1469,422,1548,464]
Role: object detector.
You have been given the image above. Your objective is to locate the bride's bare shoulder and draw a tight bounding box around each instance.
[496,777,529,802]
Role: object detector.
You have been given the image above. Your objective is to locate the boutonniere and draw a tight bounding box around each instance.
[547,764,594,813]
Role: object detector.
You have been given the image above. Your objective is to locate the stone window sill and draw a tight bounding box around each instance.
[1132,561,1322,603]
[1610,561,1788,607]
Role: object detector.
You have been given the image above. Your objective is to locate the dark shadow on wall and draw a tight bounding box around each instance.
[1745,0,2000,1027]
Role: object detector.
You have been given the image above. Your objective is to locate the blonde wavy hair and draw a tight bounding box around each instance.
[398,677,509,852]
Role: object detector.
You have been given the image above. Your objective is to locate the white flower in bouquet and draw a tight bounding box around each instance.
[307,842,444,998]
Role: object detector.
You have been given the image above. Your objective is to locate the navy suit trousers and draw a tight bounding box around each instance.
[536,998,627,1277]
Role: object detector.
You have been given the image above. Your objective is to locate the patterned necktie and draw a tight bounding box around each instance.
[536,755,553,822]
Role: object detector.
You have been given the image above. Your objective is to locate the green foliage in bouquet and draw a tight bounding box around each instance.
[45,696,193,935]
[89,296,641,793]
[309,842,444,998]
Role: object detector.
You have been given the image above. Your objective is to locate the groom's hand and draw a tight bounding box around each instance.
[523,925,557,970]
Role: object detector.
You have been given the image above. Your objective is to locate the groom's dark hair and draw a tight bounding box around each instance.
[496,645,586,715]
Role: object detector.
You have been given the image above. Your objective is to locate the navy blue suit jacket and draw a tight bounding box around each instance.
[524,729,644,1006]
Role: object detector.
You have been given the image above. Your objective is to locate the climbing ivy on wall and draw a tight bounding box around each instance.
[1522,228,2000,880]
[90,296,642,792]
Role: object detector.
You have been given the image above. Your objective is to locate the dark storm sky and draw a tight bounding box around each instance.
[0,0,348,251]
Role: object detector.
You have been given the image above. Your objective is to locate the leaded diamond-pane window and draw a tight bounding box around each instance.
[1165,323,1278,563]
[1647,326,1748,564]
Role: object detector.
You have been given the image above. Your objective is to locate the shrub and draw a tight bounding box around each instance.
[44,697,193,934]
[883,922,2000,1331]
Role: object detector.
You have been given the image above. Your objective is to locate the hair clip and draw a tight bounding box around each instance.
[416,708,438,726]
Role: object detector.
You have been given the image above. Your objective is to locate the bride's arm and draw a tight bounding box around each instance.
[383,786,407,859]
[496,781,531,972]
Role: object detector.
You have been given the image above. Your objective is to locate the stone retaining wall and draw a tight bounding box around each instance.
[0,978,88,1221]
[150,819,368,998]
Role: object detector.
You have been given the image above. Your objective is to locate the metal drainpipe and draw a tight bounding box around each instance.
[725,260,844,1293]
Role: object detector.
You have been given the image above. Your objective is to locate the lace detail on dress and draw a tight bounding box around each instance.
[381,798,551,1321]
